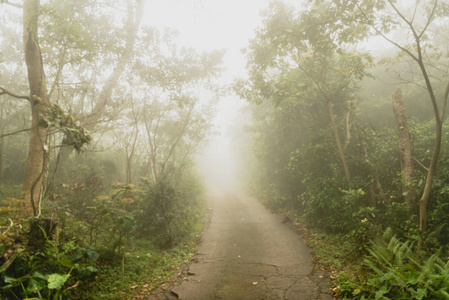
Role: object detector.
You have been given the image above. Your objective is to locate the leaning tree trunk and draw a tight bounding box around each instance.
[327,99,352,188]
[22,0,49,217]
[0,107,4,185]
[83,0,144,129]
[392,88,416,210]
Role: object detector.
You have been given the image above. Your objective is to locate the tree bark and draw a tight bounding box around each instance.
[0,106,4,185]
[22,0,49,216]
[327,99,352,188]
[392,88,416,208]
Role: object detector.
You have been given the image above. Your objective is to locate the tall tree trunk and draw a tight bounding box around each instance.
[22,0,49,217]
[416,71,449,232]
[392,88,416,209]
[419,125,442,231]
[125,149,132,184]
[0,106,4,185]
[327,99,352,188]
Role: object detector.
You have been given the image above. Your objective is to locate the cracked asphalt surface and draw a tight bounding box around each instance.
[148,192,333,300]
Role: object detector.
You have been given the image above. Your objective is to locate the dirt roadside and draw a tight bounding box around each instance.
[147,192,333,300]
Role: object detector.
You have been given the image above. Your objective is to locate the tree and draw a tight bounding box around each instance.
[392,88,416,208]
[132,29,223,183]
[237,2,372,188]
[21,0,50,216]
[0,0,91,216]
[250,0,449,232]
[346,0,449,231]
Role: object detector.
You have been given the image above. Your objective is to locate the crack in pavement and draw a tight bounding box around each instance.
[147,193,334,300]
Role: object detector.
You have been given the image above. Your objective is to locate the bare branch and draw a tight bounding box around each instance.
[0,127,33,139]
[411,0,419,24]
[0,87,30,101]
[418,0,438,39]
[440,79,449,122]
[354,2,420,63]
[1,1,22,8]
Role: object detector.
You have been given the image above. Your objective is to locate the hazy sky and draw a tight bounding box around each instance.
[143,0,275,79]
[143,0,280,192]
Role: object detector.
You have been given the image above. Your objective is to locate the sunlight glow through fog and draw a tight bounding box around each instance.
[143,0,279,193]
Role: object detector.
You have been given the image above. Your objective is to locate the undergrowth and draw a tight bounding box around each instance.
[268,207,449,300]
[0,179,207,299]
[83,239,200,300]
[302,226,449,299]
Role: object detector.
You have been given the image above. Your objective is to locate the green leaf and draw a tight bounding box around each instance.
[26,277,46,294]
[70,252,83,262]
[86,249,100,261]
[375,285,389,299]
[47,273,70,290]
[58,259,75,269]
[31,272,48,281]
[3,275,17,283]
[416,288,427,300]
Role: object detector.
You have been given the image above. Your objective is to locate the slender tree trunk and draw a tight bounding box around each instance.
[419,123,442,231]
[125,150,132,184]
[416,75,448,232]
[0,106,4,185]
[22,0,49,217]
[392,88,416,209]
[327,99,352,188]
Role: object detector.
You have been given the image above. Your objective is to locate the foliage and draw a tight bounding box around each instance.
[0,173,205,299]
[338,229,449,299]
[237,1,449,298]
[0,224,98,300]
[40,103,92,153]
[0,0,216,299]
[82,239,201,300]
[136,176,204,249]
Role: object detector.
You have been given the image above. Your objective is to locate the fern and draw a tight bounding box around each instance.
[362,228,449,299]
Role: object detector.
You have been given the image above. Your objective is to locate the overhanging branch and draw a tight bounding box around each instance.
[0,87,30,101]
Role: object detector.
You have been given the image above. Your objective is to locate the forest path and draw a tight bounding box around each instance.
[148,192,333,300]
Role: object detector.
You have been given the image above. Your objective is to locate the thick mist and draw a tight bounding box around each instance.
[196,96,252,197]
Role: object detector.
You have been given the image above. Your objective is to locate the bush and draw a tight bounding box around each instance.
[136,179,203,248]
[341,228,449,299]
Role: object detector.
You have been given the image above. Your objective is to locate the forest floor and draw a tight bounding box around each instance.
[146,192,334,300]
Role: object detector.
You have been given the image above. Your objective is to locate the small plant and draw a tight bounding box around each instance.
[339,228,449,299]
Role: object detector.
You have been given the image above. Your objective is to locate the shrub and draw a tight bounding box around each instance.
[341,228,449,299]
[136,179,203,249]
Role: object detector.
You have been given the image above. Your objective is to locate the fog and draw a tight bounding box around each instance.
[143,0,284,195]
[2,2,449,298]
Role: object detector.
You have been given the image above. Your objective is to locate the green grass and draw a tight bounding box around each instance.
[78,202,206,300]
[79,240,198,299]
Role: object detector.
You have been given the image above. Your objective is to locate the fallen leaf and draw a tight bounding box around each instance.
[252,282,258,285]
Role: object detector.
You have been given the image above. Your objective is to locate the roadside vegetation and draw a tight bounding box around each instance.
[236,1,449,299]
[0,1,220,299]
[2,0,449,299]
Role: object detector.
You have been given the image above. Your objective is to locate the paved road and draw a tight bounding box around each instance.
[148,192,333,300]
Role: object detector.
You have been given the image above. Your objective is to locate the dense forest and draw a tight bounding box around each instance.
[1,0,449,299]
[236,0,449,299]
[0,0,222,298]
